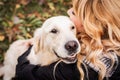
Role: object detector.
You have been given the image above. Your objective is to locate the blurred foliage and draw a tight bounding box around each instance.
[0,0,72,63]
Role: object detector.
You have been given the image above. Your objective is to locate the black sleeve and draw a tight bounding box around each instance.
[15,46,99,80]
[15,46,80,80]
[15,46,38,80]
[109,56,120,80]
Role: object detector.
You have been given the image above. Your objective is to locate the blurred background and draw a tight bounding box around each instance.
[0,0,71,65]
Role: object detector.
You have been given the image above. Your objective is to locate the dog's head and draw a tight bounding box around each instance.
[34,16,81,64]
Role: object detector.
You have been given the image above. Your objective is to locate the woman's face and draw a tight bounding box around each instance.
[67,8,84,33]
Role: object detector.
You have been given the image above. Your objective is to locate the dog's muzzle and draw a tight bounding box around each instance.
[64,40,79,63]
[53,40,79,63]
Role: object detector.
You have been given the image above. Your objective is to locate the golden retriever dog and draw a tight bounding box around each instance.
[0,16,81,80]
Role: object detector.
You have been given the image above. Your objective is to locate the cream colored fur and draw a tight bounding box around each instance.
[0,16,80,80]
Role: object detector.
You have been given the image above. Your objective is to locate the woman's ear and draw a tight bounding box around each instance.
[33,28,43,54]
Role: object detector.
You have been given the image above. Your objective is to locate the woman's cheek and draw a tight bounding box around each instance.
[72,17,84,33]
[76,24,84,33]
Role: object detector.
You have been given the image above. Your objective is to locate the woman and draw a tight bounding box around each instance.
[68,0,120,80]
[15,0,120,80]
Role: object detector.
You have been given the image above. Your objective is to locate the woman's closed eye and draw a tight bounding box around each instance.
[72,11,75,15]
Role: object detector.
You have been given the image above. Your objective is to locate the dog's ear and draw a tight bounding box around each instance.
[33,28,44,54]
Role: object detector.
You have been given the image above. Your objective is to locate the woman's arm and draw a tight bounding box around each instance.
[15,46,80,80]
[15,46,38,80]
[15,46,99,80]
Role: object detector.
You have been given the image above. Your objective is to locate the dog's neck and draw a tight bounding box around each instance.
[27,47,59,66]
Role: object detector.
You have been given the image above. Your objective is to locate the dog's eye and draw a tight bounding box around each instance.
[71,26,75,30]
[50,29,58,34]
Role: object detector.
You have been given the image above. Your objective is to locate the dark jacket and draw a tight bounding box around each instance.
[15,46,120,80]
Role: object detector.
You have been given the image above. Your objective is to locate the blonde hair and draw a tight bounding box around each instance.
[72,0,120,80]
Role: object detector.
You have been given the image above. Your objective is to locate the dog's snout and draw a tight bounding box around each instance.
[65,40,78,53]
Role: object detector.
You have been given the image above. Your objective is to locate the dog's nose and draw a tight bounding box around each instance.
[65,40,78,53]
